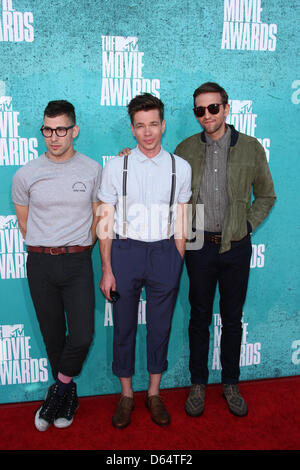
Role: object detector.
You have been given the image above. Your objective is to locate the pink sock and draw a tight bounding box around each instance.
[57,372,73,384]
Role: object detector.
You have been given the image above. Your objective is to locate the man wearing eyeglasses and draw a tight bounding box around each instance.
[12,100,102,431]
[174,82,276,417]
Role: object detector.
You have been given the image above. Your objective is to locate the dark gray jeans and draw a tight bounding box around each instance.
[26,250,95,379]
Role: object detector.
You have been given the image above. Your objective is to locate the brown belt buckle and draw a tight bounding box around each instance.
[211,235,221,244]
[50,247,60,255]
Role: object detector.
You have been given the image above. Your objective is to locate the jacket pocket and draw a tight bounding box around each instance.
[230,201,248,240]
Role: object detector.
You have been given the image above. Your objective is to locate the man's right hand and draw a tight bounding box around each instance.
[100,270,116,301]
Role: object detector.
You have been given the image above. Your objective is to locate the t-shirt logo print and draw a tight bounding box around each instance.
[72,182,87,192]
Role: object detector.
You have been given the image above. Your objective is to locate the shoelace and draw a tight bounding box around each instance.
[60,389,78,418]
[40,385,62,418]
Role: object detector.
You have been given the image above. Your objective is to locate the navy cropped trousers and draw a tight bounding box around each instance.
[111,236,183,378]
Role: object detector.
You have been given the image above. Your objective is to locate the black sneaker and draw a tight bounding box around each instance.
[34,384,64,432]
[54,382,79,429]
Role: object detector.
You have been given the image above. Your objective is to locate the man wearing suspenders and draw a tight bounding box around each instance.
[98,93,192,428]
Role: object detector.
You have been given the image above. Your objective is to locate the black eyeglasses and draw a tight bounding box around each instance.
[40,125,74,137]
[193,103,223,118]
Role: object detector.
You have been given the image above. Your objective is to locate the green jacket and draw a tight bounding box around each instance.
[174,125,276,253]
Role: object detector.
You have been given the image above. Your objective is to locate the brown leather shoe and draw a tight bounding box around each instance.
[112,395,134,429]
[146,394,170,426]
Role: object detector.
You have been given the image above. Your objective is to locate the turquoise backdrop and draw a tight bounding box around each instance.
[0,0,299,403]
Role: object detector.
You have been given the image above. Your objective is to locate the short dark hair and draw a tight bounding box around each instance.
[127,93,164,124]
[193,82,228,107]
[43,100,76,124]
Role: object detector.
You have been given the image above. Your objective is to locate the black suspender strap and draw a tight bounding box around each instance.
[167,153,176,239]
[121,152,176,239]
[122,155,128,237]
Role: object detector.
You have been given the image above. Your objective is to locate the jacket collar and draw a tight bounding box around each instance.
[200,124,239,147]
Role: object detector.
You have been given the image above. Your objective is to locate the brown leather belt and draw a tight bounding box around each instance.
[204,234,222,245]
[27,245,91,255]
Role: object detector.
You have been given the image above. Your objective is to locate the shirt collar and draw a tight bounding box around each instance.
[135,145,165,165]
[205,125,231,149]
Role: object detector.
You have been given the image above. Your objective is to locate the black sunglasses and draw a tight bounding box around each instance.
[193,103,224,118]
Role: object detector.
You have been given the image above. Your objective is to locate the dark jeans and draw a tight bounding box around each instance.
[185,234,252,385]
[26,250,95,379]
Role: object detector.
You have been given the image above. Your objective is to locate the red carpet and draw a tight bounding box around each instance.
[0,376,299,451]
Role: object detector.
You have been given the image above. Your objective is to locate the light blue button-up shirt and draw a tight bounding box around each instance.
[98,146,192,241]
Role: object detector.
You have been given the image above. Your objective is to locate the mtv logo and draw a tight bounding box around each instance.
[0,95,13,111]
[115,36,138,51]
[230,100,253,114]
[0,215,18,230]
[0,324,24,339]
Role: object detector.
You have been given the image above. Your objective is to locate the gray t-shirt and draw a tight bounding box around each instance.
[12,152,102,246]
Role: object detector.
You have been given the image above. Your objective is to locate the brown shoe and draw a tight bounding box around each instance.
[146,394,170,426]
[112,395,134,429]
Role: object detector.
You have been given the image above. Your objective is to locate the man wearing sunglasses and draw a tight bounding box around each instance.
[12,100,102,431]
[174,82,276,417]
